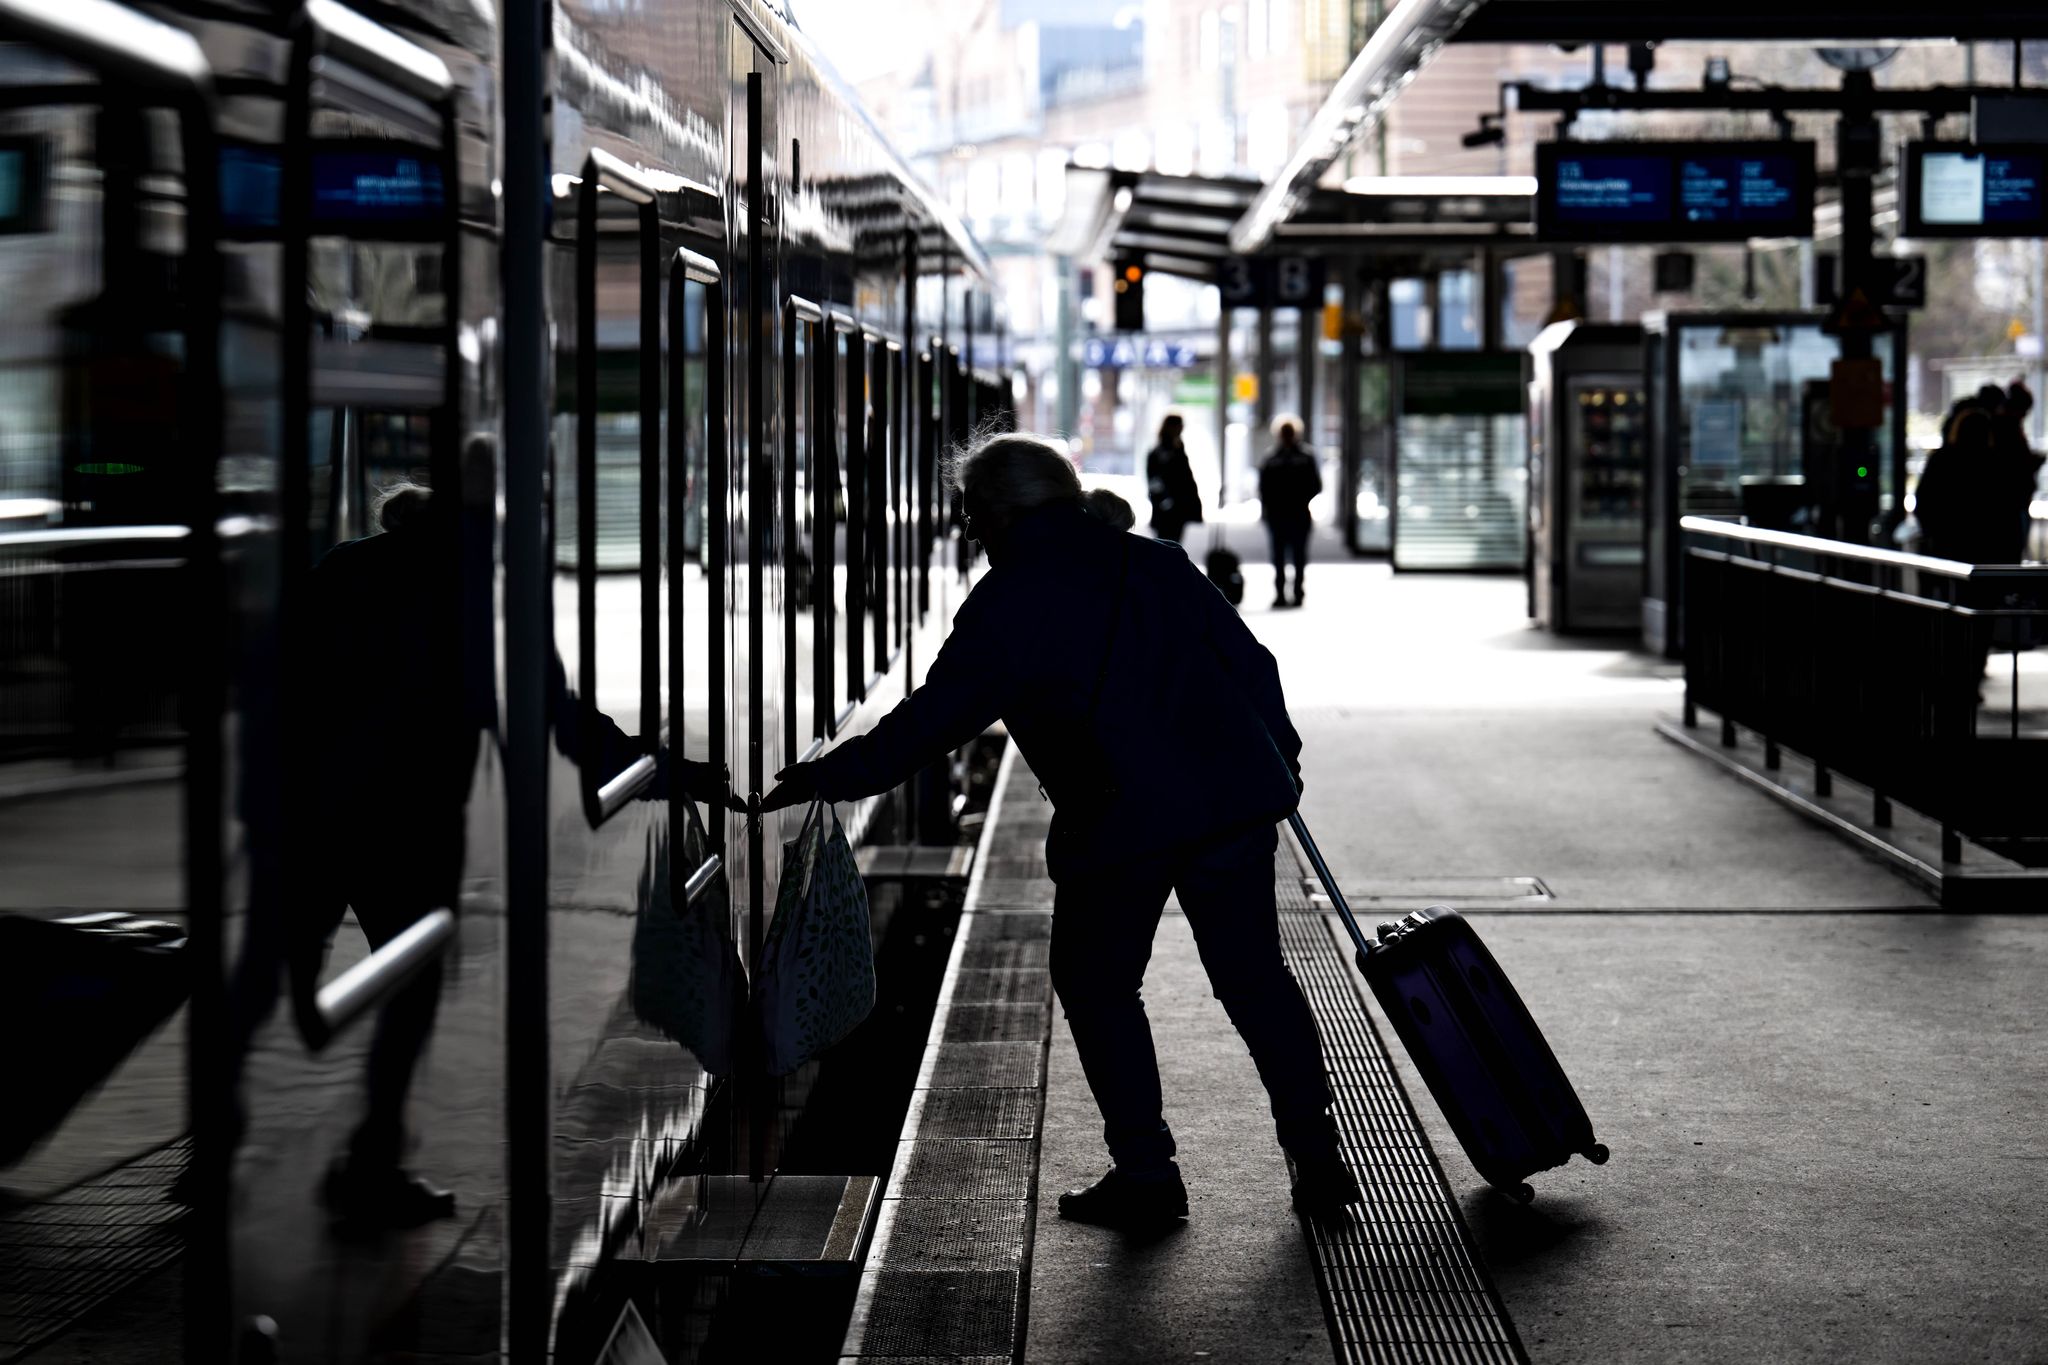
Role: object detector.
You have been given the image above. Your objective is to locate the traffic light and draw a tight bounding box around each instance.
[1112,256,1144,333]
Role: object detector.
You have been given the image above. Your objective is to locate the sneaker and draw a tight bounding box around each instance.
[1288,1151,1362,1221]
[1056,1164,1188,1229]
[1270,594,1290,610]
[322,1160,456,1230]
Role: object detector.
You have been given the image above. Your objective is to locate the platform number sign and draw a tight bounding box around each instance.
[1220,256,1324,308]
[1815,253,1928,310]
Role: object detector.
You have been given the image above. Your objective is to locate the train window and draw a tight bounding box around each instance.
[823,317,853,729]
[916,346,936,622]
[891,343,908,653]
[783,296,822,761]
[868,335,892,671]
[842,327,868,702]
[567,151,661,825]
[668,250,723,778]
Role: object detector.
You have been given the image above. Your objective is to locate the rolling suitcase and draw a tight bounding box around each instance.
[1288,812,1607,1202]
[1204,526,1244,607]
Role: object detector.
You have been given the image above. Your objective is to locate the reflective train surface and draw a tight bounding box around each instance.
[0,0,1009,1359]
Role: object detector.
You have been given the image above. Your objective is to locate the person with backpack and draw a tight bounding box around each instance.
[761,432,1361,1227]
[1258,417,1321,608]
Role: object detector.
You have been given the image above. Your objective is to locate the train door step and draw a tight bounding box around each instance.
[855,845,975,881]
[625,1173,879,1273]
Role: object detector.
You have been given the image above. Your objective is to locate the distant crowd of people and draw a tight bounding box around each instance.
[1914,380,2043,565]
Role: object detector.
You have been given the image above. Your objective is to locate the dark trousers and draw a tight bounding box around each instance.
[1049,823,1337,1171]
[296,840,450,1173]
[1266,520,1310,595]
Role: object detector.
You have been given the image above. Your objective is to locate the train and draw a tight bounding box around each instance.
[0,0,1010,1359]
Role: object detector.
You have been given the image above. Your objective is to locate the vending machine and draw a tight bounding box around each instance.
[1526,321,1646,632]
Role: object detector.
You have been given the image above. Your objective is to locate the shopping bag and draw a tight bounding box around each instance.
[630,800,744,1077]
[754,799,875,1076]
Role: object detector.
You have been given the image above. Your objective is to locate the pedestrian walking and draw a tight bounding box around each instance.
[1145,413,1202,543]
[762,432,1360,1227]
[1258,417,1321,608]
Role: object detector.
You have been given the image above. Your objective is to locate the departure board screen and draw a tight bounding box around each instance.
[1536,141,1815,242]
[1904,143,2048,237]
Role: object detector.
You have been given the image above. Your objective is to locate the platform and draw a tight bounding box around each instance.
[845,562,2048,1364]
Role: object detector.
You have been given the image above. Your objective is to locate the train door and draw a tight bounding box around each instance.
[0,3,225,1359]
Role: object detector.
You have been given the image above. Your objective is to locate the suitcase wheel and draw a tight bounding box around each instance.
[1583,1143,1610,1165]
[1503,1182,1535,1205]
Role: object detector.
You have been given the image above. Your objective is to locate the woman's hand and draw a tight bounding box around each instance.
[759,761,820,813]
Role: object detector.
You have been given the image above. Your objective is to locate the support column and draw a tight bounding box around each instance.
[1255,305,1274,438]
[1055,254,1077,436]
[1215,302,1231,505]
[1339,261,1362,553]
[1297,300,1316,440]
[1836,69,1883,544]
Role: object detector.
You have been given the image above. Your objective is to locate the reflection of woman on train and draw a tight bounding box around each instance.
[297,479,731,1228]
[294,481,470,1227]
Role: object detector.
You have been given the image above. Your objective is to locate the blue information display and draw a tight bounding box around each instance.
[1537,141,1815,242]
[220,144,447,234]
[312,151,446,224]
[1904,142,2048,238]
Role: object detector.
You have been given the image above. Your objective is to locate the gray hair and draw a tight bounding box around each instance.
[946,432,1082,530]
[374,480,432,532]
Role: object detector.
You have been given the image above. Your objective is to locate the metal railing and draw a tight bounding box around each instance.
[1680,515,2048,863]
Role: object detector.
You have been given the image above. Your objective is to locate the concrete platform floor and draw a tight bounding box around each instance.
[1028,909,1330,1365]
[1257,565,2048,1363]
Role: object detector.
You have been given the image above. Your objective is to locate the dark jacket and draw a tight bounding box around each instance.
[814,504,1302,880]
[1259,444,1322,526]
[1146,441,1202,528]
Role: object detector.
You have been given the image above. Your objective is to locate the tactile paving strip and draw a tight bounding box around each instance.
[0,1137,189,1360]
[1274,870,1529,1365]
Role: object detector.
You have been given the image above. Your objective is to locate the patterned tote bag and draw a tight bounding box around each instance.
[630,798,744,1076]
[755,799,876,1076]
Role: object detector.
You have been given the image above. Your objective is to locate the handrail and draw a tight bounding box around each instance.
[683,853,722,905]
[303,908,456,1050]
[577,146,663,827]
[582,147,657,206]
[595,753,659,819]
[1678,515,2047,582]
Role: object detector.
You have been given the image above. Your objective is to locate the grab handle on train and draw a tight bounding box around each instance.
[297,908,457,1051]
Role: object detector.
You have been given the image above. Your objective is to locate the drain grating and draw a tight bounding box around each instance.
[911,1090,1042,1141]
[855,1269,1020,1358]
[895,1140,1035,1201]
[1274,870,1528,1365]
[941,1002,1052,1044]
[0,1136,189,1361]
[922,1042,1043,1090]
[871,1198,1027,1271]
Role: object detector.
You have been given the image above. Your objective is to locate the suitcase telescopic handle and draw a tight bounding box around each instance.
[1287,811,1372,974]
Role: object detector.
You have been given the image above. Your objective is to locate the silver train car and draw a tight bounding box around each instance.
[0,0,1011,1358]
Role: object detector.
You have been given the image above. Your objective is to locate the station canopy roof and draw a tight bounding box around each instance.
[1051,166,1534,282]
[1231,0,2048,257]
